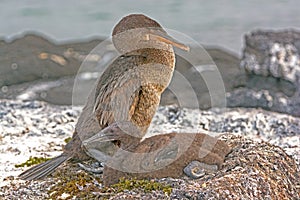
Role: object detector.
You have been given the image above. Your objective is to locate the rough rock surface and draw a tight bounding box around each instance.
[1,31,300,199]
[166,135,299,200]
[228,30,300,117]
[0,100,81,183]
[0,100,299,199]
[241,30,300,83]
[2,31,300,116]
[0,34,241,107]
[0,34,102,87]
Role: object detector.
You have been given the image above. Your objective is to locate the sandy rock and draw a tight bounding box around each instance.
[168,135,299,199]
[0,100,299,199]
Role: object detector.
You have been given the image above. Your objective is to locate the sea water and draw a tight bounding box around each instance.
[0,0,299,54]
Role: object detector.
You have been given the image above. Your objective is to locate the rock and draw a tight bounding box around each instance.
[149,105,300,167]
[162,47,242,109]
[227,87,300,117]
[169,135,300,200]
[3,31,300,117]
[0,100,299,199]
[241,30,300,84]
[0,33,241,107]
[228,30,300,117]
[0,99,81,187]
[108,135,300,199]
[0,30,299,198]
[183,161,216,179]
[0,34,102,88]
[3,135,299,199]
[102,132,231,186]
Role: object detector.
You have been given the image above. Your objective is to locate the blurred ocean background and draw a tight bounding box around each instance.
[1,0,300,54]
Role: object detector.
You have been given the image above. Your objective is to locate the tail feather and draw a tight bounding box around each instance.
[18,154,70,181]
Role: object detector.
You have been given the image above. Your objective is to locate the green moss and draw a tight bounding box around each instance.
[15,156,50,168]
[47,164,172,199]
[111,177,172,195]
[64,137,72,143]
[48,170,103,199]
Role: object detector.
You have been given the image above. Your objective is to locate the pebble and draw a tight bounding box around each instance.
[0,99,81,186]
[183,161,206,179]
[0,99,299,199]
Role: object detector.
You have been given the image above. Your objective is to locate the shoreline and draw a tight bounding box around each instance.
[0,33,242,107]
[0,31,299,199]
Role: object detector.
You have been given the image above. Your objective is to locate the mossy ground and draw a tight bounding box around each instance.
[15,156,51,168]
[64,137,72,143]
[47,162,172,199]
[15,135,71,169]
[111,177,172,195]
[48,170,102,199]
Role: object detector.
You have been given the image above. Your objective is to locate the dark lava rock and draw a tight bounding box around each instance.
[227,30,300,117]
[0,33,103,87]
[0,33,241,107]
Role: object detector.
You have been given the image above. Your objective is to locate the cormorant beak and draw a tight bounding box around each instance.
[144,30,190,52]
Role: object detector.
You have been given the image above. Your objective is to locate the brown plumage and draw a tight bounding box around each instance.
[19,14,189,181]
[82,124,231,186]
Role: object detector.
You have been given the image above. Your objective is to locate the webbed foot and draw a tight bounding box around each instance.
[78,161,104,174]
[183,160,218,179]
